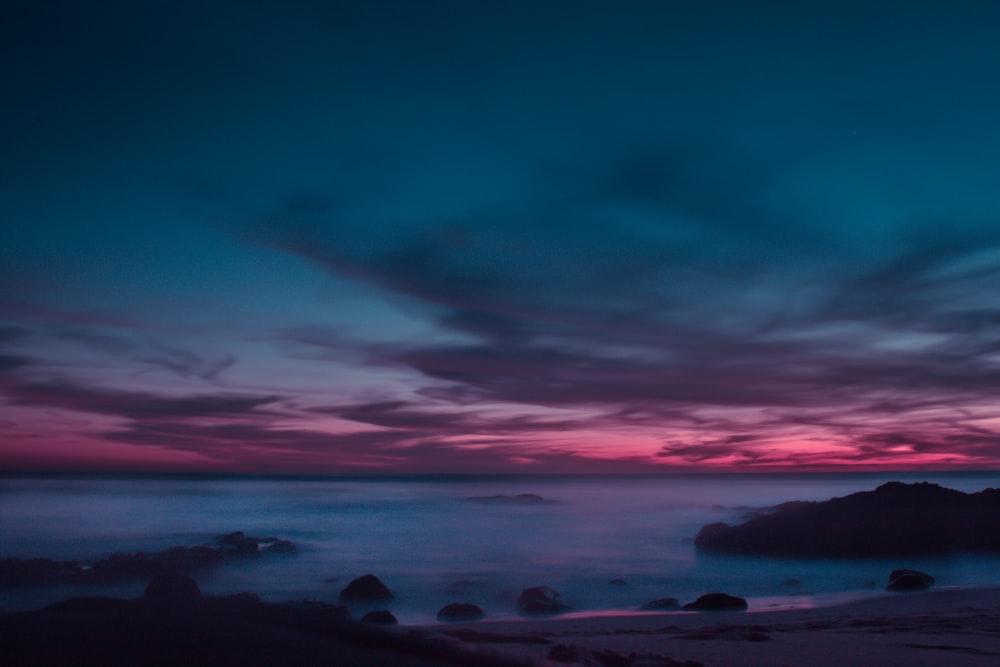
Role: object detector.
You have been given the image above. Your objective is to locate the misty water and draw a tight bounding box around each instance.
[3,472,1000,623]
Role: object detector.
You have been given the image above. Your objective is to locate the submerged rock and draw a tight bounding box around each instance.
[886,569,935,591]
[0,532,296,589]
[516,586,571,615]
[681,593,748,612]
[694,482,1000,558]
[338,573,394,601]
[437,602,486,622]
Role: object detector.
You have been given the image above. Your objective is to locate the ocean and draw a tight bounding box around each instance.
[3,472,1000,623]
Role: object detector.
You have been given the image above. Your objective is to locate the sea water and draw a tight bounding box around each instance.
[2,472,1000,623]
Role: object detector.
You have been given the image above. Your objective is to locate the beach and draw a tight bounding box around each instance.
[3,586,1000,666]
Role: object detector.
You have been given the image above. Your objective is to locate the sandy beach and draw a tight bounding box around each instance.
[3,586,1000,666]
[421,586,1000,666]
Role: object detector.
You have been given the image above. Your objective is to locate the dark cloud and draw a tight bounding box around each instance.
[4,380,279,421]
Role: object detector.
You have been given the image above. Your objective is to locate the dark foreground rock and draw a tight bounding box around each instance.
[694,482,1000,558]
[886,569,935,591]
[339,574,394,601]
[681,593,748,611]
[516,586,571,615]
[0,532,296,588]
[0,589,532,667]
[437,602,486,622]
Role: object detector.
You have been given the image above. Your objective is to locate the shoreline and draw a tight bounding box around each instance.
[421,585,1000,666]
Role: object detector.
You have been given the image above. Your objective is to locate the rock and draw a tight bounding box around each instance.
[780,578,802,588]
[217,531,259,553]
[436,602,486,621]
[681,593,747,611]
[638,597,679,611]
[144,574,201,600]
[338,573,394,601]
[226,591,261,604]
[694,482,1000,558]
[361,610,398,624]
[516,586,571,615]
[608,578,628,586]
[886,569,935,591]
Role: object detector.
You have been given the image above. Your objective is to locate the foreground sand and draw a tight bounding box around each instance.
[3,587,999,666]
[424,586,1000,666]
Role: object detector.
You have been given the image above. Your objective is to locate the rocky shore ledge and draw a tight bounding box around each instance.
[0,531,295,587]
[695,482,1000,557]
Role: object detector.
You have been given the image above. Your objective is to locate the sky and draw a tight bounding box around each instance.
[2,0,1000,474]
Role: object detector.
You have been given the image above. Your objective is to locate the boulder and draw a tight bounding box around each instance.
[681,593,747,611]
[436,602,486,622]
[638,597,679,611]
[516,586,571,615]
[361,610,398,625]
[338,573,394,601]
[886,569,935,591]
[144,574,201,600]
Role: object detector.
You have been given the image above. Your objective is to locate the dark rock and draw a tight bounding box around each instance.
[226,591,261,604]
[467,494,558,505]
[780,578,802,587]
[1,533,296,589]
[338,573,394,601]
[694,482,1000,558]
[144,574,201,600]
[436,602,486,621]
[681,593,748,611]
[517,586,571,615]
[629,655,704,667]
[608,578,628,586]
[361,610,398,625]
[886,569,935,591]
[638,597,679,611]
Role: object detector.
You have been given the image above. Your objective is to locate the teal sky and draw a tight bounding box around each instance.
[3,1,1000,472]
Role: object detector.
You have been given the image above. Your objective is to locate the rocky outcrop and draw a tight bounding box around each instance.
[694,482,1000,558]
[436,602,486,622]
[886,569,935,591]
[338,574,394,601]
[0,532,295,588]
[516,586,571,615]
[681,593,748,611]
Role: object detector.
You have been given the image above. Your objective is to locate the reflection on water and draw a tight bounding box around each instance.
[3,472,1000,623]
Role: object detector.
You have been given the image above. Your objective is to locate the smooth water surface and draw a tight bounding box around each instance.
[3,472,999,622]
